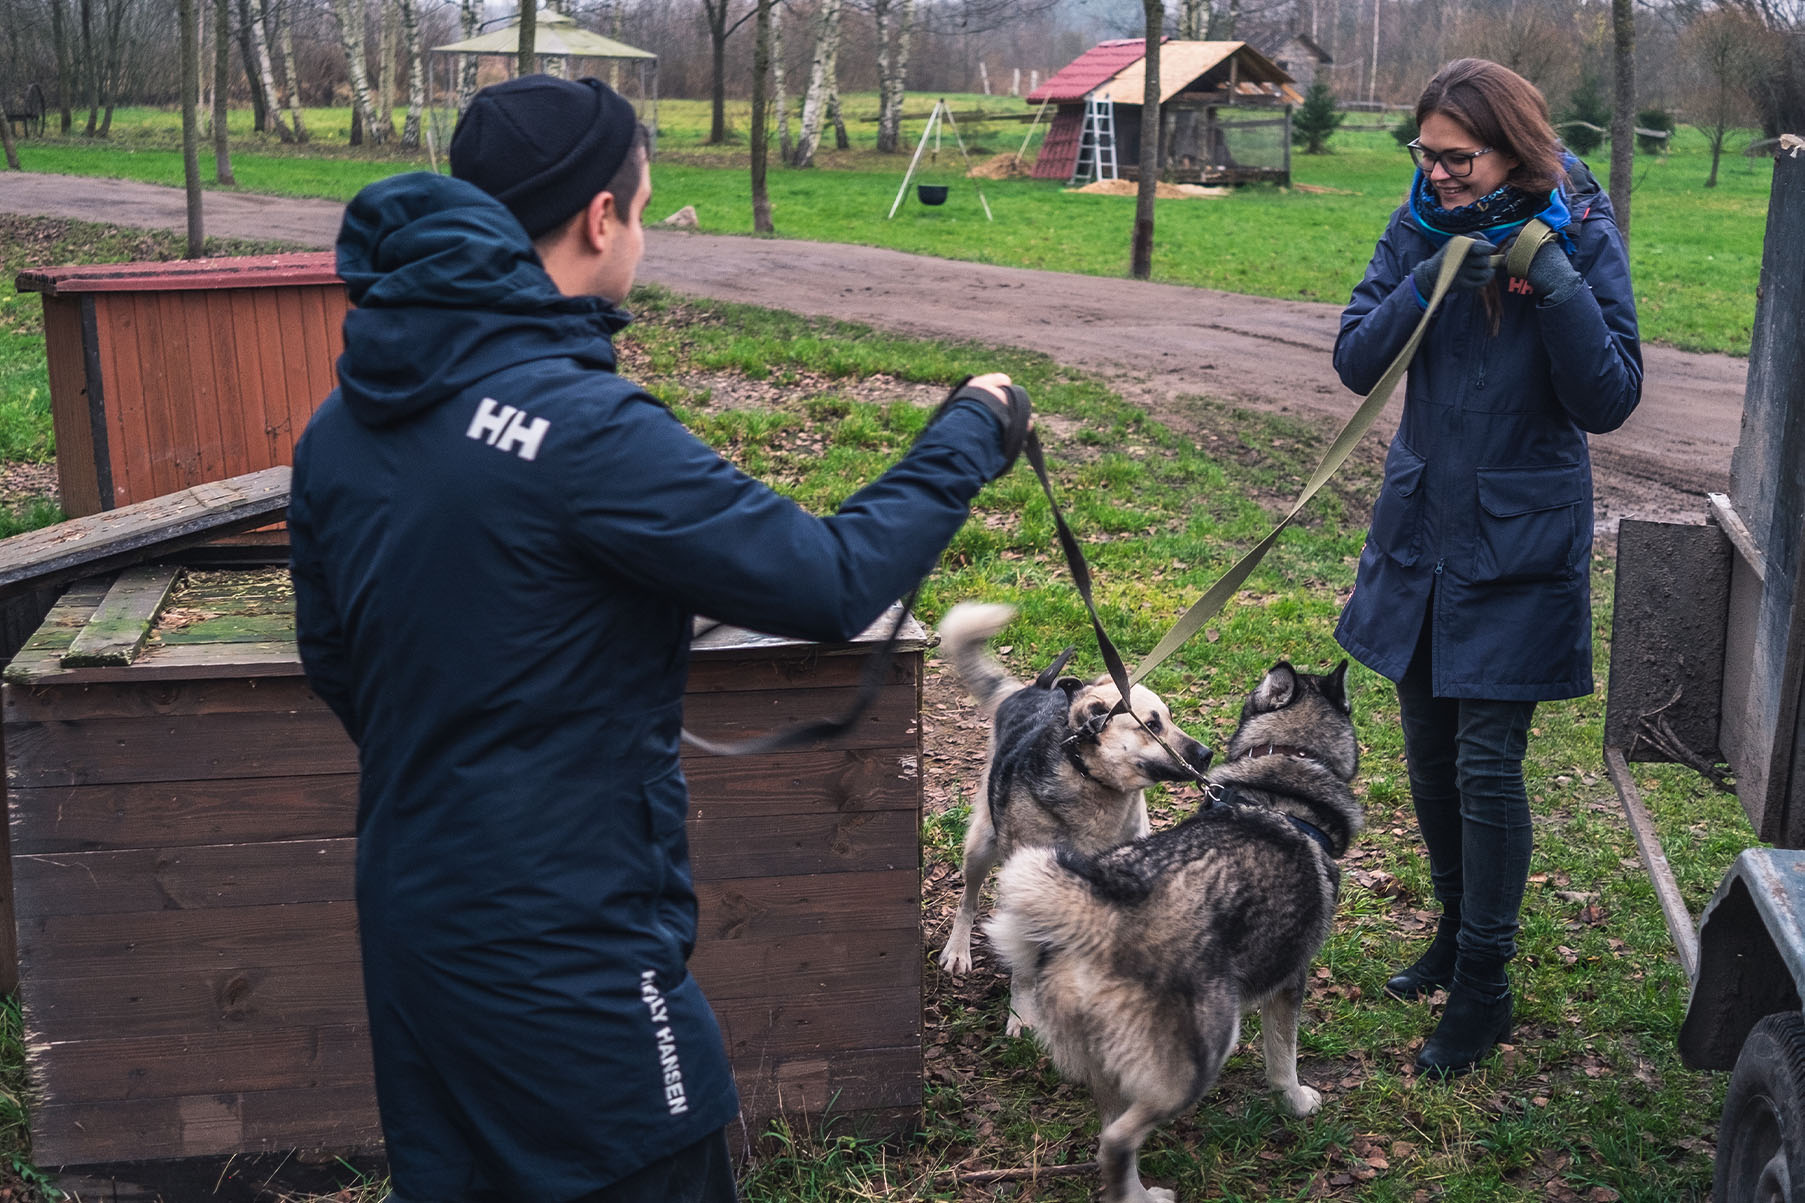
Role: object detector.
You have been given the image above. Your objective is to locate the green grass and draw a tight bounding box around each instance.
[0,214,1751,1202]
[6,96,1772,354]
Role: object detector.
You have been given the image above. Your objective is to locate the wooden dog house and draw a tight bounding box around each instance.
[5,561,928,1165]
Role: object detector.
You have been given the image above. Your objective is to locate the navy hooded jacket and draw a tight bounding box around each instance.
[1332,163,1641,700]
[289,172,1008,1200]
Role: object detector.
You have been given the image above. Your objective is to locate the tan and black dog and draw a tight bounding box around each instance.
[934,601,1213,1030]
[984,660,1361,1203]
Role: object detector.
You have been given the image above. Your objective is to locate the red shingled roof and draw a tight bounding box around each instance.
[1026,37,1166,104]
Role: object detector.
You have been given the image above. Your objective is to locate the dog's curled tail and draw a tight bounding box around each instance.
[937,601,1020,715]
[984,848,1107,975]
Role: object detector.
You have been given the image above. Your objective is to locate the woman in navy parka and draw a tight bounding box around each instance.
[1332,59,1641,1077]
[290,76,1026,1203]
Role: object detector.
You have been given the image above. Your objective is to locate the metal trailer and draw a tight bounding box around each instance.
[1603,150,1805,1203]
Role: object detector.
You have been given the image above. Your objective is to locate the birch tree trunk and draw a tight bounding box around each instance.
[874,0,914,153]
[606,1,622,90]
[751,0,773,232]
[1180,0,1208,38]
[791,0,842,168]
[772,1,791,163]
[97,0,128,136]
[179,0,205,256]
[1132,0,1161,280]
[235,0,268,130]
[1608,0,1634,244]
[247,0,291,138]
[213,0,234,180]
[542,0,564,76]
[400,0,424,148]
[335,0,385,143]
[276,0,309,142]
[376,0,398,141]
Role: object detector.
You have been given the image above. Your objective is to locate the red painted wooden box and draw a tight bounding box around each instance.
[15,254,345,519]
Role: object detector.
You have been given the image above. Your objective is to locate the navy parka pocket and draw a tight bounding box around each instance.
[1370,440,1427,567]
[1472,462,1586,583]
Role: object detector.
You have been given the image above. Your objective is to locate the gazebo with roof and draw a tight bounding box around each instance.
[430,9,658,145]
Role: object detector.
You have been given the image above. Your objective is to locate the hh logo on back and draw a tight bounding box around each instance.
[467,397,550,461]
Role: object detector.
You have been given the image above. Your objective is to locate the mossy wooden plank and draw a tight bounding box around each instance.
[61,565,181,668]
[151,613,297,645]
[0,467,289,602]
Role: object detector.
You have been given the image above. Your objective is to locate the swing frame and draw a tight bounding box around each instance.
[885,98,993,221]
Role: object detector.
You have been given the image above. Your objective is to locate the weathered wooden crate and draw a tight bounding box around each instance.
[15,254,344,519]
[5,565,926,1166]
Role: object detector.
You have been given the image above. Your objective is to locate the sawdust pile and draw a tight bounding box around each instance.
[1068,179,1231,199]
[964,152,1034,179]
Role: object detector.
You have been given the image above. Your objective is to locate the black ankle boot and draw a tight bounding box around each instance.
[1385,911,1460,1000]
[1415,967,1513,1078]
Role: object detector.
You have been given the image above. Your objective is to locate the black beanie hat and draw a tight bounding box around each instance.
[449,75,639,239]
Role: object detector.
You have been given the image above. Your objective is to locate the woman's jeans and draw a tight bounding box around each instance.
[1396,617,1537,980]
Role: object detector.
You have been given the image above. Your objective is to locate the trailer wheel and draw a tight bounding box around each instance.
[1717,1012,1805,1203]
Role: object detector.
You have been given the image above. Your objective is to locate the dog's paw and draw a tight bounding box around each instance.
[1004,1011,1030,1038]
[1143,1187,1178,1203]
[1281,1084,1322,1116]
[937,942,973,975]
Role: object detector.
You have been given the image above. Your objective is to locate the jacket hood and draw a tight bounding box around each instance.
[1559,153,1613,220]
[333,172,630,428]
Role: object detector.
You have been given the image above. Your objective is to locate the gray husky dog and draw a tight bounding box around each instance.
[985,660,1360,1203]
[935,602,1214,1028]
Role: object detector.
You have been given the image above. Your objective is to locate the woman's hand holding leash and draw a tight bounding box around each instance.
[1413,237,1499,296]
[937,372,1032,476]
[1522,238,1584,305]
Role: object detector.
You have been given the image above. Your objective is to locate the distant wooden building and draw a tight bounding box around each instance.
[1027,40,1304,187]
[1254,32,1333,93]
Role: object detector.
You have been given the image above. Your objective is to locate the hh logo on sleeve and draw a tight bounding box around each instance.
[466,397,551,461]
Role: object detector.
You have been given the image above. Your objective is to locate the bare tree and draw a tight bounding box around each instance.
[335,0,384,143]
[275,0,308,141]
[50,0,73,132]
[178,0,204,256]
[516,0,535,77]
[0,103,19,169]
[244,0,292,138]
[213,0,233,180]
[80,0,97,133]
[751,0,774,232]
[1684,7,1771,185]
[1609,0,1634,244]
[399,0,424,148]
[1181,0,1210,38]
[701,0,756,144]
[773,0,792,162]
[1133,0,1161,280]
[458,0,479,110]
[873,0,915,152]
[792,0,843,167]
[377,0,398,140]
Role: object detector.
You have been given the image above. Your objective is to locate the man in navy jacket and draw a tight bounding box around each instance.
[290,75,1026,1203]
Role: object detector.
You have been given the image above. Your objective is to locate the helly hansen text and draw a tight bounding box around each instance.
[640,970,690,1115]
[466,398,550,461]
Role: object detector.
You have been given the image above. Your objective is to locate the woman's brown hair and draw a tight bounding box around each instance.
[1416,58,1565,195]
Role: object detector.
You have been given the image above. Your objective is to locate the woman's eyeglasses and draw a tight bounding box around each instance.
[1406,140,1494,177]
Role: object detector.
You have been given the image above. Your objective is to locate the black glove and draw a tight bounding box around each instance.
[1412,238,1498,297]
[1525,239,1585,306]
[927,378,1030,477]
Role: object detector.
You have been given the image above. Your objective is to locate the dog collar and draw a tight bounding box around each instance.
[1062,736,1094,779]
[1235,744,1319,763]
[1286,812,1336,855]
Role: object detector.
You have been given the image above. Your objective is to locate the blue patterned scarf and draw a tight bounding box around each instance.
[1408,167,1572,248]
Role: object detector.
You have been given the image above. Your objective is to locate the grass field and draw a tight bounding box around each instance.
[4,94,1774,355]
[0,214,1756,1201]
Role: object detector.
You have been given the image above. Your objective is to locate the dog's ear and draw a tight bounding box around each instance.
[1034,645,1079,690]
[1321,659,1351,713]
[1254,662,1298,711]
[1054,676,1083,699]
[1070,694,1112,742]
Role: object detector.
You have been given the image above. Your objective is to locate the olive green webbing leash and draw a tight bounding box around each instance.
[1109,233,1481,692]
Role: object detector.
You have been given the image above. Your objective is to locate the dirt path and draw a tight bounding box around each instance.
[0,172,1747,526]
